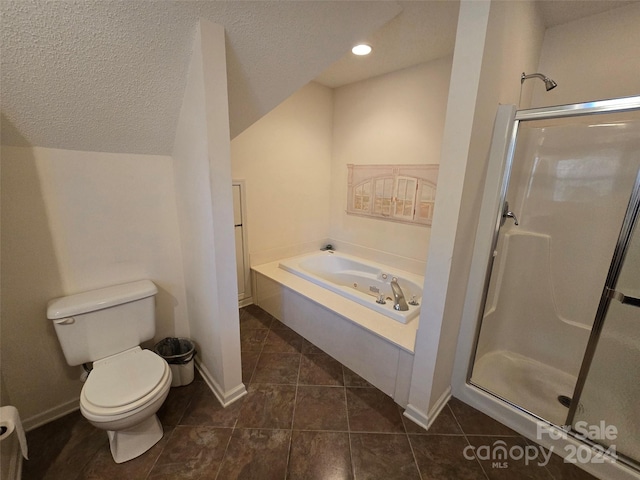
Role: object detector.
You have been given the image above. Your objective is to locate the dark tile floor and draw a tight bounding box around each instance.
[23,304,598,480]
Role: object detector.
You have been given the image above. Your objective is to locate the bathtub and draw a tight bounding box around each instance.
[278,251,423,324]
[252,250,421,405]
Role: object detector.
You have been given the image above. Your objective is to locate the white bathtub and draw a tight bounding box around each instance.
[252,251,419,404]
[278,251,423,324]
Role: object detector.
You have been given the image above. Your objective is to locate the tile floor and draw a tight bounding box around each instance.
[23,304,598,479]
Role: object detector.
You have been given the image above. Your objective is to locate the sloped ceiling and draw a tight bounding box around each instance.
[537,0,636,27]
[315,1,460,88]
[2,1,633,156]
[0,0,401,155]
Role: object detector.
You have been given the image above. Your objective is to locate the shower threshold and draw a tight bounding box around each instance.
[471,350,577,426]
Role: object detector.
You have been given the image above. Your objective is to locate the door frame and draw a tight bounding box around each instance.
[458,96,640,390]
[450,96,640,479]
[233,179,252,306]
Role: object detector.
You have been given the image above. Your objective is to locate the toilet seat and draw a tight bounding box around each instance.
[81,348,170,417]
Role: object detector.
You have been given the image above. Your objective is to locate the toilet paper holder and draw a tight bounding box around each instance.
[0,405,29,459]
[1,405,28,480]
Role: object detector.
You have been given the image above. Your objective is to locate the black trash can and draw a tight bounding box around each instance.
[154,337,196,387]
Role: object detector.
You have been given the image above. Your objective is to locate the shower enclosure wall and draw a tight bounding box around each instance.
[454,96,640,480]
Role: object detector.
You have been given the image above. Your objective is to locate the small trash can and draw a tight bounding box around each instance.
[154,337,196,387]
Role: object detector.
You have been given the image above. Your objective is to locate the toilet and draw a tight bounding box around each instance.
[47,280,172,464]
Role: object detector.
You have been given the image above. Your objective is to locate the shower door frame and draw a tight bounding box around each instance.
[452,95,640,480]
[468,95,640,387]
[566,166,640,470]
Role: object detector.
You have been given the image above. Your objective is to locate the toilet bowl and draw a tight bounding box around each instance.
[79,347,172,463]
[47,280,173,463]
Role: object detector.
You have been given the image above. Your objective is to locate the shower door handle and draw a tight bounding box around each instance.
[501,201,519,226]
[607,288,640,308]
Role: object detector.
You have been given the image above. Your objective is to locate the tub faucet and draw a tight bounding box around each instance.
[390,280,409,311]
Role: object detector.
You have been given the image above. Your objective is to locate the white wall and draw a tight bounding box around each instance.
[172,19,245,405]
[448,1,640,410]
[231,60,453,269]
[530,3,640,462]
[231,82,333,265]
[533,2,640,108]
[1,145,189,428]
[433,0,545,405]
[405,0,546,426]
[329,59,452,263]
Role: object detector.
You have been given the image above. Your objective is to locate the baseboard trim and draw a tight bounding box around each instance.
[23,360,248,431]
[195,360,247,407]
[404,386,452,432]
[238,297,253,308]
[403,404,430,431]
[23,398,80,432]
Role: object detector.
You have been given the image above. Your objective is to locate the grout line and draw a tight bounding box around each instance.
[174,382,199,426]
[213,426,236,480]
[343,365,358,480]
[238,308,282,479]
[72,436,108,480]
[283,327,303,480]
[144,425,182,479]
[145,381,202,478]
[447,404,491,480]
[288,427,351,433]
[243,329,268,386]
[226,425,461,434]
[405,430,424,480]
[232,426,298,431]
[523,436,559,480]
[348,429,426,435]
[398,401,423,479]
[215,397,245,479]
[248,327,270,384]
[219,308,254,480]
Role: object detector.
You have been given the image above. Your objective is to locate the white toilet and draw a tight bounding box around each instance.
[47,280,172,464]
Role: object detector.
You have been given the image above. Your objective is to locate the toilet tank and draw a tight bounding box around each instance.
[47,280,158,366]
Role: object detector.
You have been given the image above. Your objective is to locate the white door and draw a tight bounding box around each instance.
[232,181,251,304]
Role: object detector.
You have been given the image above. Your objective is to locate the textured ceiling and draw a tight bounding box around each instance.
[0,1,400,155]
[1,1,634,156]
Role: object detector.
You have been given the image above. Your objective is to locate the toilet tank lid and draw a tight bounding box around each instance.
[47,280,158,320]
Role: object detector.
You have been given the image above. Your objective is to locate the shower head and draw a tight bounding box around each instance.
[521,72,557,91]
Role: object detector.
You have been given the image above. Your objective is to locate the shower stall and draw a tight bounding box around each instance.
[455,96,640,479]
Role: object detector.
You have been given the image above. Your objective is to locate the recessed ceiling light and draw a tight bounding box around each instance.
[351,44,372,56]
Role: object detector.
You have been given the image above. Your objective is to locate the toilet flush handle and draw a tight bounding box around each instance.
[53,317,75,325]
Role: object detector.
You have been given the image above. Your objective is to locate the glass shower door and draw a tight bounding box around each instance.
[569,176,640,467]
[469,103,640,428]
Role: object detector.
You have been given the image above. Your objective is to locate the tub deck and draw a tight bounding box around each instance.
[252,260,418,353]
[252,258,419,405]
